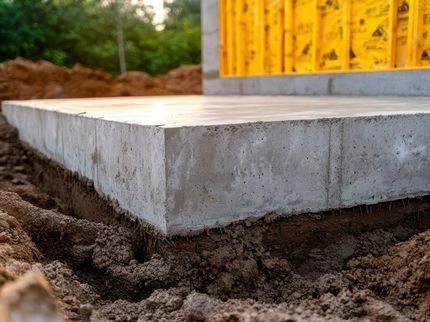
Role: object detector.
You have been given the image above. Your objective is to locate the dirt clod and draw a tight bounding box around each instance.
[0,271,64,322]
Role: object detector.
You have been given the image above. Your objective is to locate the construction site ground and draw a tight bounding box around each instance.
[0,59,429,322]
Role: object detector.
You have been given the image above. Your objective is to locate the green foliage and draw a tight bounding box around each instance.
[0,0,201,75]
[146,18,201,75]
[164,0,201,30]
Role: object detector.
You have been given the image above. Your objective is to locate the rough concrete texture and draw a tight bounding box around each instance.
[201,0,430,96]
[2,96,430,235]
[203,70,430,96]
[201,0,219,81]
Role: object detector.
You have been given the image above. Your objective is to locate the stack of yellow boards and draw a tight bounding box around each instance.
[219,0,430,76]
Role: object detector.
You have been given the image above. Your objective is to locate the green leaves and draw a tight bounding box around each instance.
[0,0,201,75]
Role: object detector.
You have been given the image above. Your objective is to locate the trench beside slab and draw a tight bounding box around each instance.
[2,95,430,235]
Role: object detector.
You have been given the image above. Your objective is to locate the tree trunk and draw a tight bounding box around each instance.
[116,3,127,74]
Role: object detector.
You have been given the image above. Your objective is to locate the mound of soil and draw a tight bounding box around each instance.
[0,271,63,322]
[0,58,201,105]
[158,64,202,95]
[0,113,429,321]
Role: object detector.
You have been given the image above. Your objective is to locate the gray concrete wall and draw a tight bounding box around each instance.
[201,0,219,81]
[201,0,430,96]
[163,115,430,234]
[4,103,168,233]
[203,70,430,96]
[340,115,430,204]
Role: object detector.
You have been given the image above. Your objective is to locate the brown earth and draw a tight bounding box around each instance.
[0,60,429,321]
[0,57,201,105]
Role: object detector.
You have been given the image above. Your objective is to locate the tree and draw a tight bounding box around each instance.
[164,0,200,30]
[0,0,201,75]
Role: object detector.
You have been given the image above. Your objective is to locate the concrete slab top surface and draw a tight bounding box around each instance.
[5,95,430,128]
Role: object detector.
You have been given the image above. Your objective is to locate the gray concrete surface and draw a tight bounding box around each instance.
[203,70,430,96]
[201,0,430,96]
[3,96,430,235]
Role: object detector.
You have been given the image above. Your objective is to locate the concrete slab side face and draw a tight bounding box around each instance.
[61,114,96,180]
[3,103,167,233]
[4,105,63,162]
[341,114,430,205]
[164,121,334,234]
[163,115,430,234]
[95,121,167,231]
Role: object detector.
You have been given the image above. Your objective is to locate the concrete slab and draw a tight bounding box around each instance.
[2,96,430,235]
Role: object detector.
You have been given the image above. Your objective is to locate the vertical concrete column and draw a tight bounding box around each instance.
[202,0,220,93]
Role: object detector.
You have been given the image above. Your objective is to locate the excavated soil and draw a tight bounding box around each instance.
[0,58,201,105]
[0,62,429,320]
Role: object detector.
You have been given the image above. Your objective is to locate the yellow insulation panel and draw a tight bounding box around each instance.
[219,0,430,76]
[219,0,228,75]
[418,0,430,66]
[246,0,264,74]
[237,0,263,75]
[293,0,316,72]
[284,0,294,72]
[264,0,284,73]
[350,0,393,70]
[234,0,246,75]
[395,0,410,67]
[319,0,348,71]
[225,0,236,75]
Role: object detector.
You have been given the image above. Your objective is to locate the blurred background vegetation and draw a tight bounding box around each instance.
[0,0,201,75]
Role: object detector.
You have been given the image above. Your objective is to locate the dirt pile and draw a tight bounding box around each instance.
[0,209,40,290]
[157,64,202,94]
[0,58,201,104]
[0,271,64,322]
